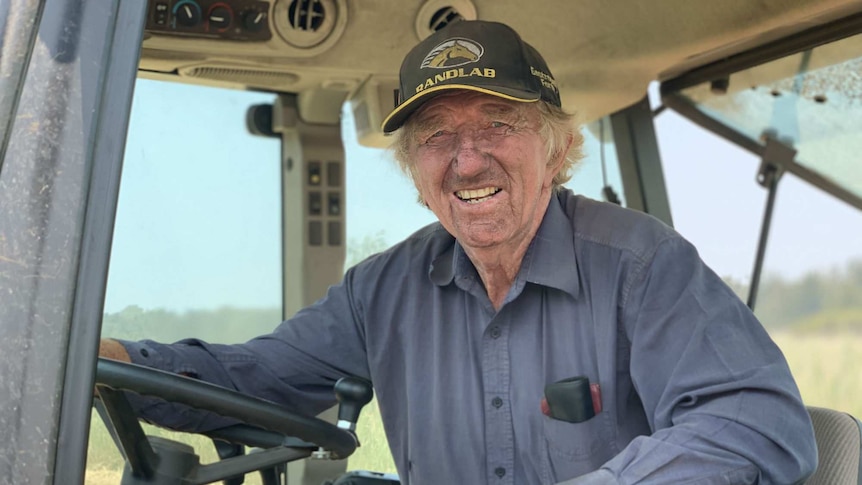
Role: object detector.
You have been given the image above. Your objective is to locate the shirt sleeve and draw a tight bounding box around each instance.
[598,236,818,484]
[118,267,370,433]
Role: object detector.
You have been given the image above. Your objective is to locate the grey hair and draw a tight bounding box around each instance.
[390,100,584,190]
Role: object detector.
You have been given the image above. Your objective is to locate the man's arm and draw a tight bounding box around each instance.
[568,236,817,484]
[99,267,370,433]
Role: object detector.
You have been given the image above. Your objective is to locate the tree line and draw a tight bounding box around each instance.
[726,259,862,332]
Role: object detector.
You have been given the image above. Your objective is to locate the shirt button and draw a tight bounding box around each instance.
[491,396,503,408]
[489,326,501,339]
[495,467,506,477]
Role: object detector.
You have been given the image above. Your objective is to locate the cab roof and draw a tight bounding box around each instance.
[138,0,862,129]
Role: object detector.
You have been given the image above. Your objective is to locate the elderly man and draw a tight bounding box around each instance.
[101,20,817,484]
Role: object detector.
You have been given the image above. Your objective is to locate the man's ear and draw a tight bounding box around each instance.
[545,133,574,186]
[407,166,431,208]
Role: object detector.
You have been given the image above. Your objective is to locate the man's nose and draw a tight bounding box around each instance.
[452,131,490,176]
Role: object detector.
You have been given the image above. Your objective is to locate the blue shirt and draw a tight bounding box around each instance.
[122,190,817,484]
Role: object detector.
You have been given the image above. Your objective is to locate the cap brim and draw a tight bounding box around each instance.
[381,84,540,134]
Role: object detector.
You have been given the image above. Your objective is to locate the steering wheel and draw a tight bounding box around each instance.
[94,358,367,485]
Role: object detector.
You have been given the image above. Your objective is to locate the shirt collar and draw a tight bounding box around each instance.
[428,235,476,286]
[428,191,580,299]
[429,240,456,286]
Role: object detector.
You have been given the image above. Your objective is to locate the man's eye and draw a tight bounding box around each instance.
[423,130,448,143]
[490,121,510,129]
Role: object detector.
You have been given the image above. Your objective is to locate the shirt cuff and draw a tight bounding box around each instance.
[120,339,169,368]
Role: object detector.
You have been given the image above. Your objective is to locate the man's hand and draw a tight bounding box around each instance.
[99,338,132,363]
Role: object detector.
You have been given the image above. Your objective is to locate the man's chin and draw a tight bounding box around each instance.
[453,227,509,251]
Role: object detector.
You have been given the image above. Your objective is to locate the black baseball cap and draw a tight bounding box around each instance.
[381,20,561,133]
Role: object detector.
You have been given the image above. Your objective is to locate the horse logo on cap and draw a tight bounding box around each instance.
[421,38,484,69]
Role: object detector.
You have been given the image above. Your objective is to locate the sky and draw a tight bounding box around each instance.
[102,79,862,314]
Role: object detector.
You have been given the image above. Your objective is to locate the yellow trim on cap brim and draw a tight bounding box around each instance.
[381,84,539,133]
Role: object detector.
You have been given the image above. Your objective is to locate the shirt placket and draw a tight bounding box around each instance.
[482,312,514,485]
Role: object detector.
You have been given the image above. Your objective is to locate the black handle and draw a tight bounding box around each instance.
[335,377,374,431]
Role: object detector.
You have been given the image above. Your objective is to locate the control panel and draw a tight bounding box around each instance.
[147,0,272,41]
[305,159,343,247]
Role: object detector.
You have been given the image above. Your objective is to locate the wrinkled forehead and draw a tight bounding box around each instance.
[410,90,531,126]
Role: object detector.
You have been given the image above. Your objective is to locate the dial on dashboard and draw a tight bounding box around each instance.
[147,0,273,41]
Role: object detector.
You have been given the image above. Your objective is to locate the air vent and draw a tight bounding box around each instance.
[274,0,347,51]
[415,0,477,40]
[182,66,300,88]
[289,0,325,31]
[428,7,464,32]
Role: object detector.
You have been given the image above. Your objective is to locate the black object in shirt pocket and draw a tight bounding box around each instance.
[544,376,600,423]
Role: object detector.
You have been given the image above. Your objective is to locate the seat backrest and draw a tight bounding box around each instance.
[805,406,862,485]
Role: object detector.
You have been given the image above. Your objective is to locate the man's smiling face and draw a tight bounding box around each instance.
[407,91,561,253]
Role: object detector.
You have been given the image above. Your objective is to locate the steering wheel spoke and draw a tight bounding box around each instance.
[192,446,311,484]
[95,386,159,479]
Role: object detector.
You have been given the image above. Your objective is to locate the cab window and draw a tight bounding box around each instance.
[89,79,282,484]
[658,31,862,418]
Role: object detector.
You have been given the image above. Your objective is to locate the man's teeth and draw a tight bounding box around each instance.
[456,187,501,203]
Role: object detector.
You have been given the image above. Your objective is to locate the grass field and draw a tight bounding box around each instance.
[84,331,862,484]
[773,331,862,418]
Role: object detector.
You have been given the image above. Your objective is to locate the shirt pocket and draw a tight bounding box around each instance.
[542,411,616,482]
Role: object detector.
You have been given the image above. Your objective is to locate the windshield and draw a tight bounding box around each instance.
[670,32,862,207]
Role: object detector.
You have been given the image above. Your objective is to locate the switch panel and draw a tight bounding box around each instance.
[145,0,272,41]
